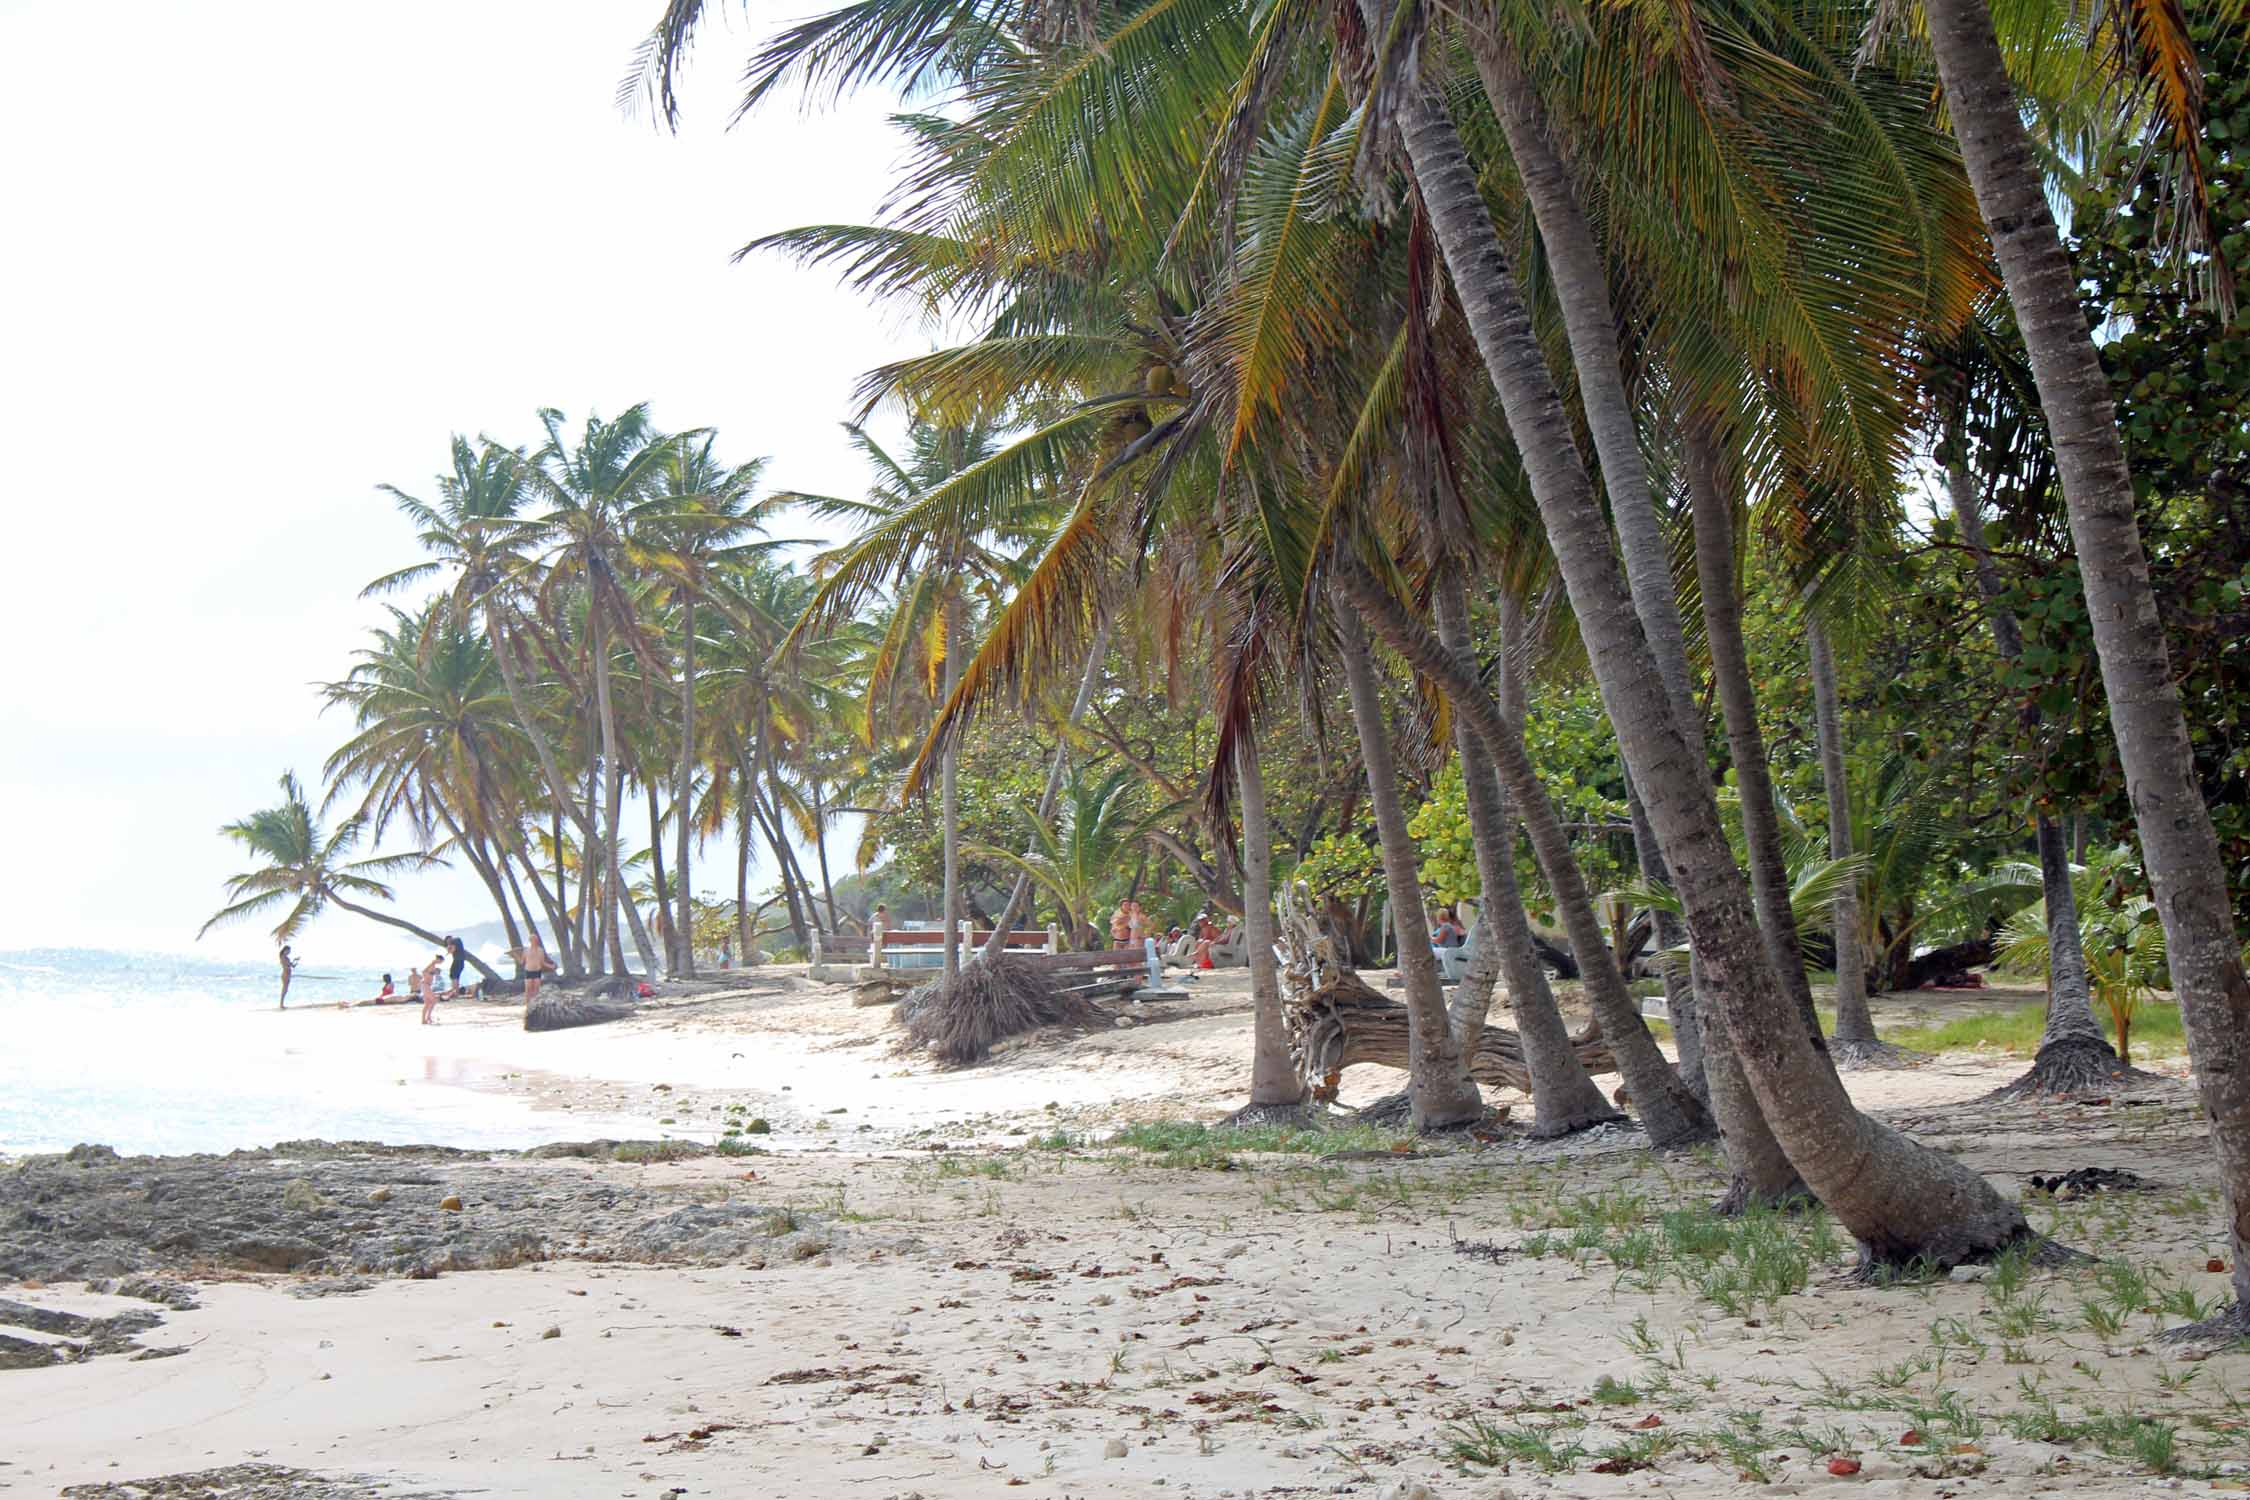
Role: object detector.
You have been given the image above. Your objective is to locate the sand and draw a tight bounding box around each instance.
[6,967,2246,1499]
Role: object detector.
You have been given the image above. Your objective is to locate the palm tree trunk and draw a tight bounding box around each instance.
[1434,571,1620,1135]
[1335,562,1712,1147]
[736,759,756,963]
[1331,593,1483,1131]
[1234,728,1308,1115]
[1473,37,1700,738]
[485,607,601,851]
[1385,60,2028,1262]
[1807,616,1878,1049]
[589,602,658,976]
[1683,429,1833,1054]
[1620,774,1705,1096]
[984,621,1111,961]
[646,781,671,973]
[583,723,604,974]
[675,597,697,977]
[942,591,964,984]
[812,779,839,938]
[1947,462,2123,1093]
[1925,0,2250,1303]
[323,890,499,983]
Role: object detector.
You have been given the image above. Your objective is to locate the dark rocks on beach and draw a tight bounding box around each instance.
[60,1462,463,1499]
[0,1140,842,1287]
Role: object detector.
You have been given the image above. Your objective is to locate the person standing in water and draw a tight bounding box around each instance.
[278,945,296,1009]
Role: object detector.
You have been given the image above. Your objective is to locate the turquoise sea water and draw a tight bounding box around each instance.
[0,948,637,1157]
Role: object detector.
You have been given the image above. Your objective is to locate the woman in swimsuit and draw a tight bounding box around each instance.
[418,953,445,1024]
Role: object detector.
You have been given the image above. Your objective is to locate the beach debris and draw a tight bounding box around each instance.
[897,956,1111,1067]
[524,992,634,1033]
[1828,1456,1864,1475]
[1103,1438,1130,1459]
[541,1325,561,1339]
[2025,1166,2153,1199]
[366,1187,394,1205]
[438,1195,464,1212]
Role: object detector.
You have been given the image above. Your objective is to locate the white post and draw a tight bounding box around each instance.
[958,917,973,957]
[1143,936,1163,990]
[810,929,826,970]
[1045,923,1060,954]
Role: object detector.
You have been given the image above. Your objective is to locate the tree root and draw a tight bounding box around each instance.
[1829,1038,1932,1071]
[1983,1036,2169,1101]
[2156,1301,2250,1347]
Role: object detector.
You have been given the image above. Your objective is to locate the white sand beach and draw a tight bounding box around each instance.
[5,970,2244,1499]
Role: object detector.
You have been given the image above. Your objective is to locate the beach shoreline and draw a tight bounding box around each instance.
[6,970,2241,1499]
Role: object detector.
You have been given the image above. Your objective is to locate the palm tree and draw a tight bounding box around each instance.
[319,601,559,966]
[637,435,778,973]
[1997,845,2170,1066]
[525,404,688,977]
[1916,0,2250,1312]
[968,765,1156,942]
[201,773,496,984]
[369,436,595,976]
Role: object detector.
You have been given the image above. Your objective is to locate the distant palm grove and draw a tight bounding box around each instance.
[207,0,2250,1316]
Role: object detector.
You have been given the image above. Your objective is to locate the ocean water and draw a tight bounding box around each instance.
[0,948,647,1157]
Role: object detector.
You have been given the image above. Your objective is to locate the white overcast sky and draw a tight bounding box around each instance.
[0,1,923,962]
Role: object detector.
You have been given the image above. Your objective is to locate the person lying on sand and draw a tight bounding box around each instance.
[346,973,397,1008]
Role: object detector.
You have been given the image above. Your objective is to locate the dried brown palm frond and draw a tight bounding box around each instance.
[896,956,1112,1065]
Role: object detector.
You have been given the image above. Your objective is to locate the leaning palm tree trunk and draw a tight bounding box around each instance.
[1806,616,1886,1059]
[1337,563,1713,1148]
[1947,464,2133,1094]
[983,621,1111,961]
[1233,728,1310,1116]
[1332,594,1484,1130]
[1923,0,2250,1301]
[1386,56,2031,1261]
[1434,572,1620,1135]
[324,890,499,984]
[1684,427,1836,1049]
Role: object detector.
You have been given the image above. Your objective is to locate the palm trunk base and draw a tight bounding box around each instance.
[1219,1100,1329,1131]
[1984,1035,2163,1100]
[1712,1174,1817,1218]
[2158,1301,2250,1347]
[1351,1088,1522,1135]
[1829,1038,1934,1072]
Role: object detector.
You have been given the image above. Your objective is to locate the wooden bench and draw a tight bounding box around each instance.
[808,923,1059,982]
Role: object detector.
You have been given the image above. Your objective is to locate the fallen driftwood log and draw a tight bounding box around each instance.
[1274,879,1611,1102]
[1287,968,1614,1100]
[524,992,634,1033]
